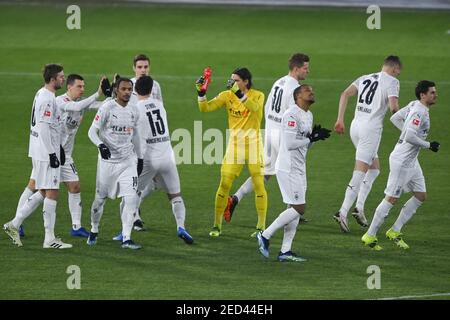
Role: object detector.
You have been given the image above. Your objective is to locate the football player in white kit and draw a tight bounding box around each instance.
[132,75,194,244]
[3,64,72,249]
[257,85,331,262]
[124,53,163,231]
[87,78,144,250]
[362,81,439,250]
[333,55,402,232]
[7,74,108,240]
[224,53,310,223]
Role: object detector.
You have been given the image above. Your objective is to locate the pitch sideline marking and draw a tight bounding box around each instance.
[376,292,450,300]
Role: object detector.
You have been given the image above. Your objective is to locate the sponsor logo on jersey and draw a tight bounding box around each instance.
[288,120,296,127]
[412,118,420,126]
[111,125,132,134]
[44,111,51,117]
[95,114,100,121]
[229,108,249,118]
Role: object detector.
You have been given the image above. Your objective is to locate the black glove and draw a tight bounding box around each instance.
[49,153,60,168]
[60,145,66,166]
[429,141,440,152]
[308,124,332,143]
[101,78,112,97]
[195,76,206,97]
[98,143,111,160]
[227,79,244,99]
[137,158,144,176]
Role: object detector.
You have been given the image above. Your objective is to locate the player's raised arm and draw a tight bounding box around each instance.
[196,75,225,112]
[62,77,108,112]
[335,83,358,134]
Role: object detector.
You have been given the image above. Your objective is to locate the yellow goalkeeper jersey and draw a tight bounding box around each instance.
[198,89,265,143]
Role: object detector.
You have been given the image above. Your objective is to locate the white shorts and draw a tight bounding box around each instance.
[350,120,382,166]
[263,128,281,175]
[30,159,60,190]
[138,151,180,195]
[95,157,138,199]
[276,170,306,205]
[60,161,79,183]
[384,159,426,198]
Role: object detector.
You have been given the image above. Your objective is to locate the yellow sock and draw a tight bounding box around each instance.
[252,174,267,230]
[214,173,234,228]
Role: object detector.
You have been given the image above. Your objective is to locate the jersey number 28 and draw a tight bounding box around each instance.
[358,80,379,105]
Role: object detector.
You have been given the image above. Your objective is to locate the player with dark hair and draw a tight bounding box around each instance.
[196,67,266,237]
[87,78,144,249]
[362,81,439,250]
[257,85,330,262]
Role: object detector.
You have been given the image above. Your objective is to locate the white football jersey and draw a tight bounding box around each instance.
[137,97,172,159]
[56,93,98,160]
[390,101,430,168]
[352,71,399,129]
[91,99,140,163]
[130,77,163,105]
[265,75,299,130]
[275,105,313,174]
[28,87,61,161]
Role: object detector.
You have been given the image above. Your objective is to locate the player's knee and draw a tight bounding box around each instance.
[45,190,59,200]
[67,182,81,194]
[168,192,181,201]
[415,193,426,202]
[28,179,36,192]
[292,204,305,215]
[385,196,398,205]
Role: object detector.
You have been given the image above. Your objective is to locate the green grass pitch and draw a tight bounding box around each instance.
[0,3,449,300]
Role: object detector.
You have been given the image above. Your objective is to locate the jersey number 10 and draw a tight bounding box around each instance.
[271,86,284,113]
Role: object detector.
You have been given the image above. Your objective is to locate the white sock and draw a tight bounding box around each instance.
[234,177,254,202]
[339,170,365,218]
[43,198,57,243]
[392,196,423,232]
[12,192,44,229]
[281,216,300,253]
[121,195,139,242]
[68,192,82,230]
[367,199,393,237]
[171,196,186,229]
[262,207,298,239]
[90,196,106,233]
[15,187,34,215]
[356,169,380,212]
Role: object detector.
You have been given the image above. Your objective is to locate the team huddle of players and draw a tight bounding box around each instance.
[3,53,440,260]
[3,54,192,250]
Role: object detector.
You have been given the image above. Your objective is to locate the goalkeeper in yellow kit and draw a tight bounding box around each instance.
[196,67,267,237]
